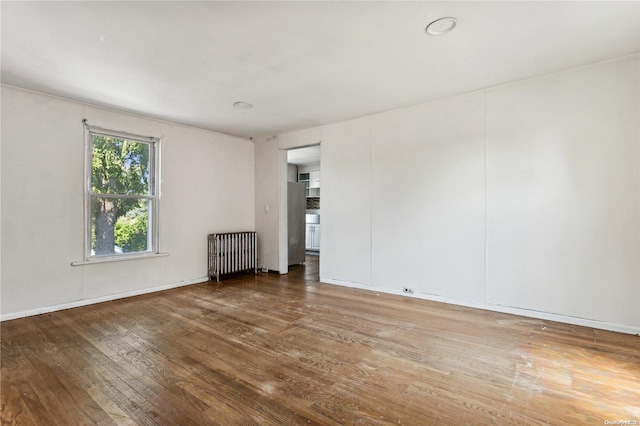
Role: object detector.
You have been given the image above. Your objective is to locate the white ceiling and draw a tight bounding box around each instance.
[2,2,639,139]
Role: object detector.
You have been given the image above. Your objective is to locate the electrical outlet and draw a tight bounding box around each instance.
[402,287,414,294]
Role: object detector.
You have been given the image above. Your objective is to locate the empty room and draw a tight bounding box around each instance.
[1,1,639,425]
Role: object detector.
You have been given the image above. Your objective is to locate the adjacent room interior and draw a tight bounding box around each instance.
[287,145,321,266]
[1,1,639,424]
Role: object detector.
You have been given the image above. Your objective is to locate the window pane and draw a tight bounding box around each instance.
[91,134,150,195]
[91,197,150,256]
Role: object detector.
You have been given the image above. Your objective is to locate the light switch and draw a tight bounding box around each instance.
[264,204,270,213]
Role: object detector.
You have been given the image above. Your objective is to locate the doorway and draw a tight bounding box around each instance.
[285,145,321,275]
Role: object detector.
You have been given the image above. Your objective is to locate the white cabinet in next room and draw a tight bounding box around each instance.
[309,171,320,188]
[306,224,320,251]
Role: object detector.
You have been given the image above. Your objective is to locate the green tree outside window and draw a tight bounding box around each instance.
[90,134,153,255]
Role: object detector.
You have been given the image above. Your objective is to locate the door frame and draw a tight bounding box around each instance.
[279,143,321,273]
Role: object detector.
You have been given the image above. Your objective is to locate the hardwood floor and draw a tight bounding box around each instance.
[2,257,639,425]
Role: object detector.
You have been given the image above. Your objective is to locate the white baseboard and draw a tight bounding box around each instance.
[320,277,640,335]
[0,276,209,322]
[6,274,638,335]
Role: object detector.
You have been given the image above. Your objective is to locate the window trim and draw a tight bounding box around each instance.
[82,122,161,262]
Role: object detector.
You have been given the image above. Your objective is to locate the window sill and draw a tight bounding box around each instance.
[71,252,169,266]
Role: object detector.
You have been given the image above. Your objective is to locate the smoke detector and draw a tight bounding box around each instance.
[233,101,253,109]
[425,17,457,36]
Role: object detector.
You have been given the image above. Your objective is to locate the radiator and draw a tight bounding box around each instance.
[208,232,257,282]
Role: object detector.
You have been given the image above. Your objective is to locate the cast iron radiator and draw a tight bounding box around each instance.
[208,232,257,282]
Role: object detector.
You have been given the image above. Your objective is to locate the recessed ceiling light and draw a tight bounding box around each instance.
[425,17,457,36]
[233,101,253,109]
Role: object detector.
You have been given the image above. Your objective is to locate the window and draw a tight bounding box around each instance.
[84,124,159,259]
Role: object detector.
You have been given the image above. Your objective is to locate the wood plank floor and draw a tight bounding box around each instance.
[2,255,639,425]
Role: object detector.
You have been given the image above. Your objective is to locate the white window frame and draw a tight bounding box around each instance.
[82,123,161,262]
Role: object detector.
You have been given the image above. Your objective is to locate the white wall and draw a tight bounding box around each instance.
[1,86,255,319]
[269,56,640,333]
[321,117,372,285]
[372,94,487,301]
[254,136,281,272]
[485,58,640,326]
